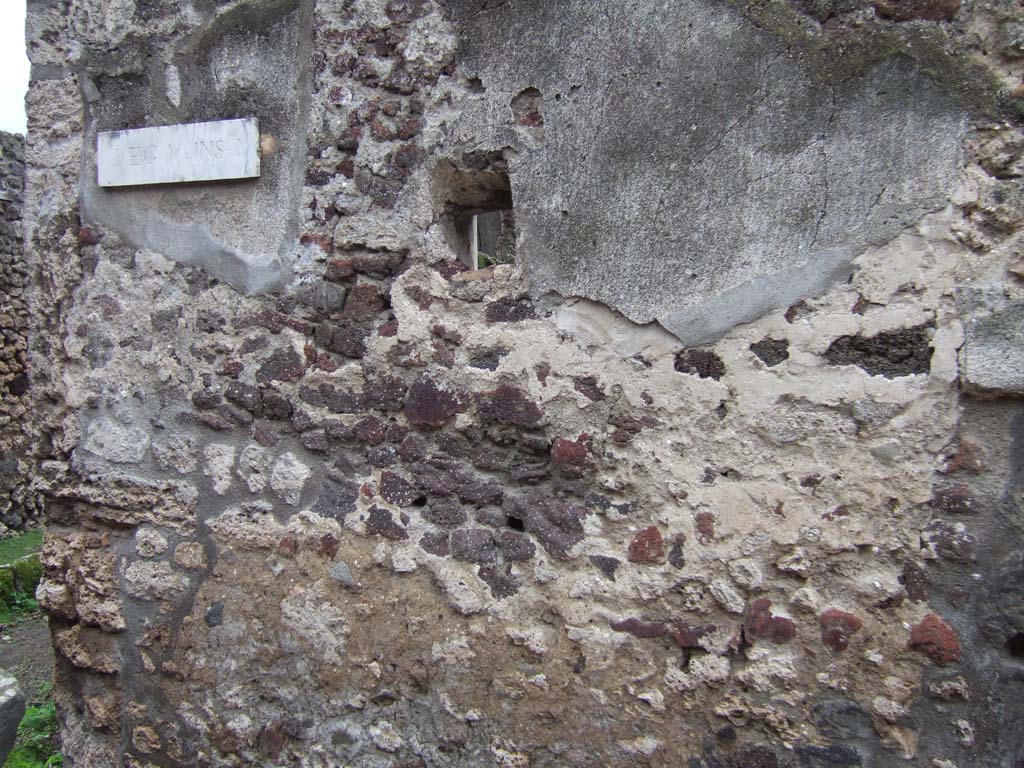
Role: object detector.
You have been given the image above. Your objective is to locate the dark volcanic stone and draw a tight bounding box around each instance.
[499,531,536,561]
[810,698,874,742]
[262,392,292,420]
[930,484,975,515]
[477,384,543,427]
[191,388,221,410]
[363,376,407,411]
[404,376,464,427]
[469,347,507,370]
[385,423,409,443]
[398,435,427,461]
[365,506,409,540]
[252,422,280,447]
[367,444,399,467]
[668,536,686,568]
[795,743,863,767]
[824,324,932,378]
[979,549,1024,651]
[316,324,370,359]
[353,416,388,445]
[301,430,330,453]
[380,471,422,506]
[485,296,536,323]
[793,0,863,22]
[411,462,459,497]
[256,348,306,384]
[589,554,620,580]
[342,283,387,321]
[505,491,586,558]
[205,602,224,628]
[674,349,725,380]
[455,475,504,506]
[731,744,779,768]
[313,479,360,522]
[572,376,606,401]
[184,410,232,431]
[921,519,976,563]
[874,0,959,22]
[750,338,790,367]
[478,565,520,598]
[900,560,930,602]
[323,385,364,414]
[423,500,467,527]
[419,531,450,556]
[451,528,498,565]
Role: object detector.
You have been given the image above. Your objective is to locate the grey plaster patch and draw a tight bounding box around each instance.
[82,416,150,464]
[962,302,1024,395]
[447,0,966,344]
[78,0,315,294]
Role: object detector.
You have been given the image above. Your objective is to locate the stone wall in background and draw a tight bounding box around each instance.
[0,131,40,534]
[20,0,1024,766]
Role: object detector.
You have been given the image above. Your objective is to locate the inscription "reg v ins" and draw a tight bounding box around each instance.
[97,118,260,187]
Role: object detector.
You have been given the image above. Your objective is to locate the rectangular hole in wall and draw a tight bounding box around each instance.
[467,209,515,270]
[433,154,516,270]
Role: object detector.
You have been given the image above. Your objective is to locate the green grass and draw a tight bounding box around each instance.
[4,685,61,768]
[10,559,41,596]
[0,532,43,567]
[0,531,44,626]
[0,570,13,607]
[0,594,38,626]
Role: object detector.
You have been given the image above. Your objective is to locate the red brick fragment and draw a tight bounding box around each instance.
[694,511,716,544]
[819,609,863,652]
[909,614,961,665]
[319,534,339,559]
[552,435,592,478]
[628,526,665,564]
[300,234,333,253]
[610,618,667,639]
[78,226,102,247]
[745,598,796,644]
[670,623,714,649]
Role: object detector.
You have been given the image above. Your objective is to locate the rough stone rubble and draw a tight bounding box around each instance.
[17,0,1024,766]
[0,131,40,533]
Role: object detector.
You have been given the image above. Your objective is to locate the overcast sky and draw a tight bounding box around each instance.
[0,1,29,135]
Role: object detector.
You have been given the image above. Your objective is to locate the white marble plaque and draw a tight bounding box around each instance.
[97,118,260,187]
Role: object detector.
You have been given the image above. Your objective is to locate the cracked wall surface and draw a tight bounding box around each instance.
[19,0,1024,766]
[446,0,968,345]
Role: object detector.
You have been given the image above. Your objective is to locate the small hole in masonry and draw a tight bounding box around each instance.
[1007,633,1024,659]
[506,515,525,532]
